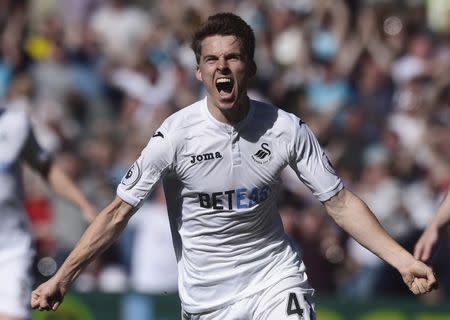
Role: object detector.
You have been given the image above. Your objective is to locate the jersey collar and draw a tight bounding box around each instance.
[201,96,255,133]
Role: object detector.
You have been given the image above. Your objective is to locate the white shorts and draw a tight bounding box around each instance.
[182,277,315,320]
[0,250,33,318]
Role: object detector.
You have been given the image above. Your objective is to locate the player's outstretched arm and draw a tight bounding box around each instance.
[45,163,97,222]
[414,191,450,261]
[324,188,437,295]
[31,197,135,311]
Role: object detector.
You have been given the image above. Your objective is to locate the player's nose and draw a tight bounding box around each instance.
[217,57,229,71]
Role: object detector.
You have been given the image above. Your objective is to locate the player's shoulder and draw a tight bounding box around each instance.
[251,99,305,133]
[163,100,205,129]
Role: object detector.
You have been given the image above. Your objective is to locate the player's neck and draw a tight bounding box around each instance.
[207,96,250,125]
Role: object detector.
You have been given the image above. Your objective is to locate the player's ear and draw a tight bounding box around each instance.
[195,65,203,81]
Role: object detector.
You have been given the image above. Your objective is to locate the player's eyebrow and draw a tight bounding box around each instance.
[224,52,243,59]
[202,54,218,61]
[202,52,243,61]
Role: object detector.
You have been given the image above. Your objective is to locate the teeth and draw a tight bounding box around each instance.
[216,78,232,84]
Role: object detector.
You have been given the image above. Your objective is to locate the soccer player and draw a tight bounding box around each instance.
[414,190,450,261]
[0,104,97,320]
[31,13,436,319]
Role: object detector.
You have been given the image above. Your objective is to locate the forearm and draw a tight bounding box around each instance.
[53,197,133,287]
[428,192,450,230]
[46,164,92,211]
[325,188,415,271]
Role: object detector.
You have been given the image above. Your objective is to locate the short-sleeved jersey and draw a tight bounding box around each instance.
[0,108,51,257]
[117,98,343,313]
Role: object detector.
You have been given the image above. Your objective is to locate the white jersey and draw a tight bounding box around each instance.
[117,98,343,313]
[0,108,51,257]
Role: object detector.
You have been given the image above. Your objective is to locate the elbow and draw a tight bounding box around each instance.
[114,204,134,228]
[324,188,351,224]
[104,197,135,231]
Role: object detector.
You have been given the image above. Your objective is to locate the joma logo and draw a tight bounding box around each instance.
[191,152,223,164]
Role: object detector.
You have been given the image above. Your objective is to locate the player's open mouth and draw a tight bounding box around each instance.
[216,77,234,97]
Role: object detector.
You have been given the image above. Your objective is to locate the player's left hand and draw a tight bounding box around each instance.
[399,259,437,295]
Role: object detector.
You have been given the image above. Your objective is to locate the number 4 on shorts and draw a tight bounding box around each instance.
[286,292,304,318]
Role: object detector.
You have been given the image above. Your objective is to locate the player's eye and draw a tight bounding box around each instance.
[204,56,217,63]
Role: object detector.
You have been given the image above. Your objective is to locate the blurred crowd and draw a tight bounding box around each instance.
[2,0,450,303]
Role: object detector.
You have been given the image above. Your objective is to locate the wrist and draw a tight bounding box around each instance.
[427,221,441,233]
[390,248,416,273]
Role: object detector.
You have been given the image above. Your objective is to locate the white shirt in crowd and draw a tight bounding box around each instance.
[0,107,51,258]
[128,195,178,294]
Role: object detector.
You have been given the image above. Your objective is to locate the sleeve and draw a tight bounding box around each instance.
[116,123,175,207]
[288,118,343,202]
[20,115,52,173]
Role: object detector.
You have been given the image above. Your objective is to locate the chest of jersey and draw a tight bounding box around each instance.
[174,129,287,210]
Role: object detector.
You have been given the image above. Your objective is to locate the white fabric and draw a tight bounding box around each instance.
[388,112,426,153]
[401,181,436,230]
[183,276,315,320]
[0,251,34,318]
[90,5,151,62]
[117,97,343,313]
[391,55,426,85]
[129,200,178,293]
[0,107,50,317]
[0,107,50,253]
[111,65,175,107]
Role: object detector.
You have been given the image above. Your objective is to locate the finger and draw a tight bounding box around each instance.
[402,272,414,289]
[413,243,423,260]
[39,294,51,311]
[413,261,430,278]
[426,269,437,290]
[30,291,40,309]
[410,281,419,295]
[410,278,427,295]
[415,243,431,262]
[421,245,431,262]
[413,278,427,294]
[405,274,418,295]
[52,301,61,311]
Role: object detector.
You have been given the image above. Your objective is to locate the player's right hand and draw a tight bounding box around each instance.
[30,278,68,311]
[414,225,439,262]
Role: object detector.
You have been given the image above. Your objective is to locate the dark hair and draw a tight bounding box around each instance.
[191,12,255,64]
